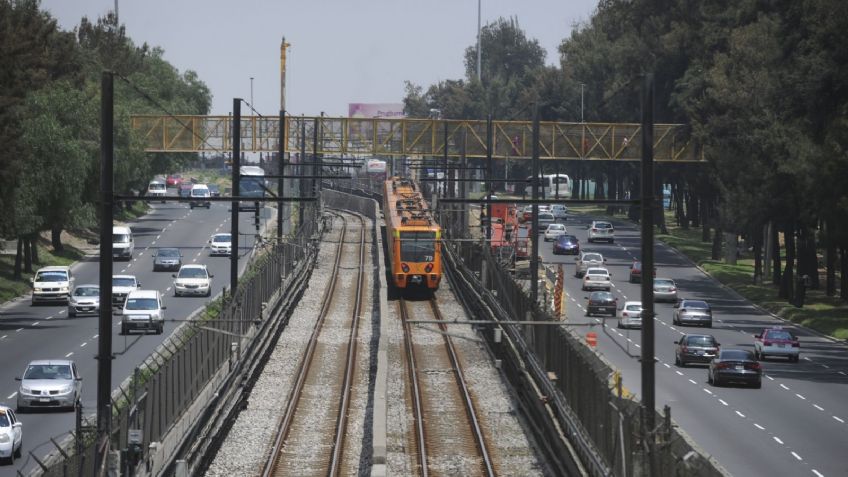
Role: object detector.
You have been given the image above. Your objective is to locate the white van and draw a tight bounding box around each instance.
[31,266,74,304]
[147,180,167,203]
[189,184,211,209]
[112,226,134,261]
[120,289,165,335]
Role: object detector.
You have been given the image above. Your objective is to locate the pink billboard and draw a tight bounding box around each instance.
[348,103,405,118]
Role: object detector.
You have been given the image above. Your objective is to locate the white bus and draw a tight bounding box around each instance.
[238,165,266,211]
[524,174,572,199]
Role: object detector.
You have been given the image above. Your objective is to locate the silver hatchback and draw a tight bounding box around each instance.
[673,299,713,327]
[16,360,82,412]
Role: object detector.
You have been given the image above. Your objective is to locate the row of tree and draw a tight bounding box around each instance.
[0,0,210,277]
[402,2,848,302]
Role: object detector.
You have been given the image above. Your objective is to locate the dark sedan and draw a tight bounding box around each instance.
[674,334,720,366]
[178,183,193,199]
[553,234,580,255]
[585,291,617,317]
[152,247,182,271]
[708,349,762,388]
[208,183,220,197]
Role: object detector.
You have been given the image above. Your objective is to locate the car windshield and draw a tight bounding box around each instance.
[113,278,136,287]
[113,234,130,243]
[686,336,716,346]
[73,287,99,297]
[655,279,675,286]
[547,224,565,231]
[213,235,231,243]
[685,301,709,309]
[178,268,207,279]
[765,330,793,340]
[557,235,576,243]
[23,364,72,380]
[625,304,643,311]
[35,271,67,282]
[595,222,613,229]
[721,350,753,361]
[125,298,158,310]
[538,213,554,220]
[583,254,603,262]
[158,249,180,257]
[587,269,608,276]
[191,189,209,197]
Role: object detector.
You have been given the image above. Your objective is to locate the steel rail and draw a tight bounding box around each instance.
[399,298,429,477]
[261,212,348,477]
[429,298,496,477]
[329,212,367,475]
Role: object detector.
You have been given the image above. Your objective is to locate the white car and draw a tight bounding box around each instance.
[587,220,615,243]
[209,233,232,256]
[120,289,166,335]
[67,284,100,317]
[618,301,644,329]
[551,204,568,221]
[0,406,22,465]
[173,264,213,297]
[543,223,567,241]
[147,180,167,203]
[575,252,605,278]
[582,267,612,291]
[112,275,141,309]
[31,266,74,305]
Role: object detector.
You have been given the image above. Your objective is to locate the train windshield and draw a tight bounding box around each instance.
[400,232,436,262]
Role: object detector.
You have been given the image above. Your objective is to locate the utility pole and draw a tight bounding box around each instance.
[640,73,656,476]
[231,99,241,294]
[96,71,115,473]
[279,36,290,239]
[530,103,540,304]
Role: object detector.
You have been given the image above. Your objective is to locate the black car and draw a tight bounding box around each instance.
[553,234,580,255]
[674,334,720,366]
[178,186,192,199]
[585,291,617,317]
[208,183,220,197]
[708,349,762,388]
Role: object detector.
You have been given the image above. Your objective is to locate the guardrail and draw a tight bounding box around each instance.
[35,215,320,476]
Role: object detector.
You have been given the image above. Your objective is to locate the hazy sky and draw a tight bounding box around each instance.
[39,0,599,117]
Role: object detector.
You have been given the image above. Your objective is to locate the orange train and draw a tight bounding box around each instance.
[383,177,442,291]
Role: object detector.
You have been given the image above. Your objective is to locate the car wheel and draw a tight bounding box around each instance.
[157,323,164,334]
[753,380,762,389]
[206,289,212,297]
[14,441,21,458]
[674,355,680,366]
[705,322,712,328]
[120,324,127,335]
[68,310,75,318]
[707,372,713,385]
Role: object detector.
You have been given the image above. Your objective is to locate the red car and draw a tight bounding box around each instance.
[166,174,183,187]
[629,260,656,283]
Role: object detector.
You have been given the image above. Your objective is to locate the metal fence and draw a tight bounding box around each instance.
[444,238,729,477]
[36,214,320,477]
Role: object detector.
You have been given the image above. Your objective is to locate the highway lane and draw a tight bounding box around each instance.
[0,194,261,474]
[539,213,848,476]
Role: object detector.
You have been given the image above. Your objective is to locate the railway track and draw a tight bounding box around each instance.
[262,211,368,476]
[400,297,496,476]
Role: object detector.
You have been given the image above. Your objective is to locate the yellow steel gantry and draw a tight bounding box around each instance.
[130,115,703,162]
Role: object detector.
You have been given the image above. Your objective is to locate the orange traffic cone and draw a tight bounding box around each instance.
[586,332,598,347]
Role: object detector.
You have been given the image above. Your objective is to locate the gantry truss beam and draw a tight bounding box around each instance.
[130,115,703,162]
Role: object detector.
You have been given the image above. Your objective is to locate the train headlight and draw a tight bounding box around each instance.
[424,263,433,273]
[401,263,410,273]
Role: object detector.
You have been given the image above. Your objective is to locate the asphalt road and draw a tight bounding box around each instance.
[0,191,260,475]
[537,213,848,477]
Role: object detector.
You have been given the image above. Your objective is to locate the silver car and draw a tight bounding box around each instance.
[653,278,678,302]
[67,284,99,317]
[673,299,713,327]
[16,360,82,412]
[152,247,182,271]
[618,301,643,329]
[575,252,605,278]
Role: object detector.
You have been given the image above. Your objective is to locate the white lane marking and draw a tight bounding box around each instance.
[32,322,40,326]
[670,326,677,332]
[634,343,641,348]
[57,310,65,314]
[622,295,628,300]
[46,316,52,320]
[138,252,144,257]
[156,235,161,240]
[796,394,806,400]
[93,334,99,339]
[834,416,845,423]
[7,392,17,399]
[121,269,127,273]
[16,328,23,332]
[65,352,74,358]
[773,436,784,445]
[814,404,824,411]
[688,379,697,384]
[703,388,713,395]
[780,383,790,390]
[676,371,684,376]
[627,338,633,343]
[663,363,671,368]
[754,423,765,430]
[80,342,87,347]
[0,335,6,339]
[766,375,775,381]
[803,356,812,361]
[736,411,745,418]
[821,364,829,369]
[152,241,157,245]
[839,371,846,376]
[791,451,802,461]
[166,286,172,292]
[812,470,824,477]
[718,399,728,406]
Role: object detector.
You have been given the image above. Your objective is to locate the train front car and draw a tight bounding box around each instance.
[384,177,442,293]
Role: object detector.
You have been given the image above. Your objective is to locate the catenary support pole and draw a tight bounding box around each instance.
[96,71,115,472]
[486,114,493,242]
[640,73,656,474]
[530,103,540,304]
[231,99,241,294]
[299,116,306,226]
[277,110,285,239]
